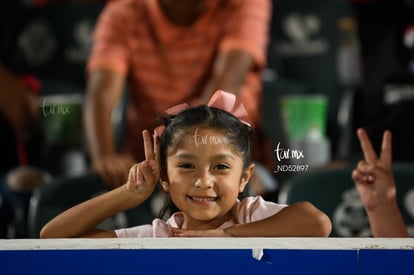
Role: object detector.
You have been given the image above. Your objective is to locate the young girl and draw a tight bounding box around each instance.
[40,91,332,238]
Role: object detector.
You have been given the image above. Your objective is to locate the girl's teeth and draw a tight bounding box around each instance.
[192,197,215,201]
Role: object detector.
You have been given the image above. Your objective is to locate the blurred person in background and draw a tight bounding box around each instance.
[0,64,50,238]
[84,0,278,195]
[0,0,103,237]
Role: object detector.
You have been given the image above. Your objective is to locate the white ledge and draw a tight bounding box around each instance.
[1,238,414,250]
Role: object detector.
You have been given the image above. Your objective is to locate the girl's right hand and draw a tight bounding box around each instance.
[124,130,160,199]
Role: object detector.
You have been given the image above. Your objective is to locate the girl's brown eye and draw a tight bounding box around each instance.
[214,164,229,170]
[179,163,194,169]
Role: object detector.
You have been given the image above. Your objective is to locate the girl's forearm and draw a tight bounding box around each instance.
[40,185,146,238]
[225,202,332,237]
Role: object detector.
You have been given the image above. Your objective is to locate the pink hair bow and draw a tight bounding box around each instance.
[207,90,250,126]
[154,90,250,137]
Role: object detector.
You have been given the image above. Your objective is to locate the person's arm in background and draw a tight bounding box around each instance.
[198,0,271,103]
[199,50,254,103]
[84,69,134,189]
[84,3,135,188]
[0,63,38,138]
[352,128,409,237]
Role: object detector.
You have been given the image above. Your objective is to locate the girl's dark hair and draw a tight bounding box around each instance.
[156,105,254,219]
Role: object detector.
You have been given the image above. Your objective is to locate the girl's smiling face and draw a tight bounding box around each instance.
[162,127,254,230]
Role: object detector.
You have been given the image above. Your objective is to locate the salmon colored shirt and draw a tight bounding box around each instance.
[115,196,286,238]
[87,0,271,159]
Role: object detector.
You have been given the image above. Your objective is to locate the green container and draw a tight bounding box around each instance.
[280,95,328,141]
[39,94,84,144]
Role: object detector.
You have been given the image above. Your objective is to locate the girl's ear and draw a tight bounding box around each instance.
[239,163,255,193]
[160,180,170,192]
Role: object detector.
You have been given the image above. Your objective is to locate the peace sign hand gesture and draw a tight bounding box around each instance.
[124,130,161,200]
[351,128,396,211]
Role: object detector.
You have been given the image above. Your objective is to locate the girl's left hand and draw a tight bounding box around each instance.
[170,227,232,237]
